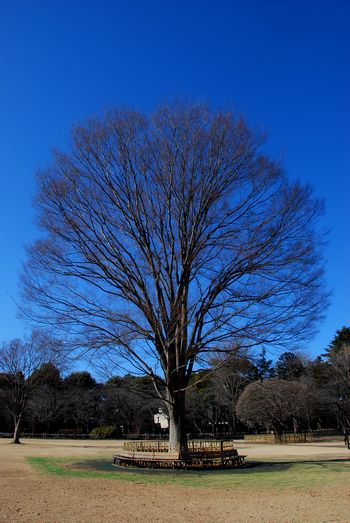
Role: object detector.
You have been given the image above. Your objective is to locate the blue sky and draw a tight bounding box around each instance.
[0,0,349,357]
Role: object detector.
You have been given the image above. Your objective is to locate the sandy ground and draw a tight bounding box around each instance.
[0,438,350,523]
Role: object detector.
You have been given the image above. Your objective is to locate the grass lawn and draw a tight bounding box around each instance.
[1,441,347,522]
[27,456,350,490]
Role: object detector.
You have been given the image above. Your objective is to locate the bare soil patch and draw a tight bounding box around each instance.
[0,438,349,522]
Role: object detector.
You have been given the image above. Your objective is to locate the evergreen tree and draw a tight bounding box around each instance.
[275,352,304,380]
[325,327,350,358]
[254,348,275,381]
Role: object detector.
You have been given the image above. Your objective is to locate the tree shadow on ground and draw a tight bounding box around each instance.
[70,457,350,477]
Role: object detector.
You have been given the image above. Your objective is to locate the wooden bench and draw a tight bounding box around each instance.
[113,454,183,469]
[113,451,246,469]
[113,440,247,470]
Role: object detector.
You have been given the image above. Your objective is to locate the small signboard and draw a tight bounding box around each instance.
[153,408,169,429]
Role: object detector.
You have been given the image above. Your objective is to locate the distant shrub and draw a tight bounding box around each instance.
[89,425,118,439]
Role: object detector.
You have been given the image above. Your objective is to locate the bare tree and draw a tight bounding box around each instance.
[21,103,327,451]
[210,354,256,432]
[327,343,350,427]
[0,331,63,443]
[27,363,63,433]
[236,379,309,434]
[99,375,160,435]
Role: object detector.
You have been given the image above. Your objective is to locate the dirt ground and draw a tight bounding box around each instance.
[0,438,350,523]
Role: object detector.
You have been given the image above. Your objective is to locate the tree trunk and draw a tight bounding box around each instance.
[293,417,298,434]
[231,413,237,434]
[13,416,22,444]
[166,389,187,456]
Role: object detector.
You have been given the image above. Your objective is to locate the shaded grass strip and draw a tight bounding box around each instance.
[27,456,350,490]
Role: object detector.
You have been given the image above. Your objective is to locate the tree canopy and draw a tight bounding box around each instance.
[236,379,308,434]
[21,102,328,449]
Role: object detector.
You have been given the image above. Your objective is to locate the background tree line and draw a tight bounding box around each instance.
[1,327,349,440]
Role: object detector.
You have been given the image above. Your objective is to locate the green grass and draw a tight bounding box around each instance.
[26,456,350,490]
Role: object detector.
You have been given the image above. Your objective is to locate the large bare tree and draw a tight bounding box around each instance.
[21,103,327,451]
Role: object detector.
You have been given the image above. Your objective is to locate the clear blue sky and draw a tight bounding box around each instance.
[0,0,349,357]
